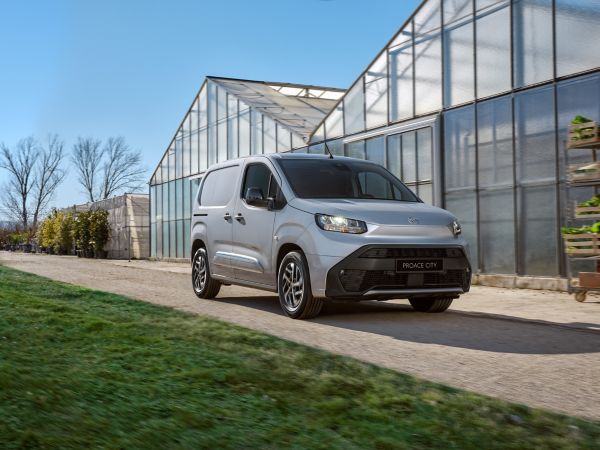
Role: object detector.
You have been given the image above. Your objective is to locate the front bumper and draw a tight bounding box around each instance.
[324,244,472,300]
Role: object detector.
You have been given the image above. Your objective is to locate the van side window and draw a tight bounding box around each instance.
[242,163,286,209]
[199,165,239,206]
[242,164,271,200]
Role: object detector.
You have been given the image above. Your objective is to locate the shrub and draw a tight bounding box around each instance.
[89,209,110,255]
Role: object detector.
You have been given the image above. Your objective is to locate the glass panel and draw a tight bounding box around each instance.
[239,108,250,156]
[556,0,600,77]
[292,134,305,150]
[417,128,432,181]
[162,183,169,222]
[199,86,207,129]
[150,223,156,257]
[327,138,344,156]
[308,143,324,154]
[520,185,558,276]
[183,178,191,220]
[444,105,476,189]
[402,132,417,183]
[476,4,511,98]
[312,124,325,143]
[184,219,191,261]
[479,188,515,273]
[345,140,365,159]
[168,143,175,180]
[478,96,513,188]
[365,53,388,129]
[277,124,291,152]
[199,128,208,171]
[444,20,474,107]
[217,87,227,121]
[513,0,553,88]
[418,183,433,203]
[556,73,600,179]
[156,183,162,221]
[445,190,478,269]
[169,221,176,259]
[263,115,277,154]
[343,81,365,135]
[208,82,217,125]
[183,116,191,177]
[162,218,169,258]
[217,120,227,162]
[251,110,263,155]
[366,136,385,165]
[227,115,238,160]
[444,0,473,24]
[477,0,505,10]
[190,131,199,175]
[390,20,413,47]
[208,125,217,167]
[414,0,441,35]
[175,131,183,179]
[414,31,442,115]
[514,86,556,184]
[176,220,183,259]
[175,179,183,220]
[387,134,402,178]
[389,42,413,122]
[325,103,344,139]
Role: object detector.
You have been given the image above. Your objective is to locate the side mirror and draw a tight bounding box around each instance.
[245,187,268,207]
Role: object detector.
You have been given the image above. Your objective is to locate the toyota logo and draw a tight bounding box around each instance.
[408,217,419,225]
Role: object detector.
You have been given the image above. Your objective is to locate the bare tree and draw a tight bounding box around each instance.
[72,136,146,202]
[0,137,39,229]
[71,137,103,202]
[100,137,146,199]
[31,134,66,228]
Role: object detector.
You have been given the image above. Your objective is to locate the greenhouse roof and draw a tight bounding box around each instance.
[208,77,344,141]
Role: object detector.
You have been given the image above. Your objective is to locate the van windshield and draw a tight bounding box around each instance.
[276,158,420,202]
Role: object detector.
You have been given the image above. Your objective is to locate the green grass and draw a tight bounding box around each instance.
[0,265,598,450]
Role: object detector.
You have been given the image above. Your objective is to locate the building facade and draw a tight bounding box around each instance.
[149,0,600,278]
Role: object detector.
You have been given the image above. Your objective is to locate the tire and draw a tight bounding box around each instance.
[192,248,221,299]
[278,251,323,319]
[409,297,453,313]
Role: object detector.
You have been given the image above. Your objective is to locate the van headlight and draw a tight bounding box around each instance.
[315,214,367,234]
[450,219,462,236]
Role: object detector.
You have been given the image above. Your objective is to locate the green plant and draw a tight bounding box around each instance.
[577,194,600,208]
[53,212,74,254]
[73,211,92,256]
[571,115,593,125]
[88,209,110,254]
[561,222,600,234]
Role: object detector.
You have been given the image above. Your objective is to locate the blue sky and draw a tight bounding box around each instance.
[0,0,421,215]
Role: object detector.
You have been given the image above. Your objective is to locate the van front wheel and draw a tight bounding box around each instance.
[192,248,221,299]
[278,251,323,319]
[409,297,453,313]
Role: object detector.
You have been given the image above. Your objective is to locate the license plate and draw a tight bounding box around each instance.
[396,259,443,272]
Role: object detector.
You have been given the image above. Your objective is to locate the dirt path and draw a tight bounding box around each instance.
[2,252,599,421]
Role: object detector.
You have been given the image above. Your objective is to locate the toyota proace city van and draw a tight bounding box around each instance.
[191,153,471,319]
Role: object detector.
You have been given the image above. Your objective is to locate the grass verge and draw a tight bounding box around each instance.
[0,265,599,449]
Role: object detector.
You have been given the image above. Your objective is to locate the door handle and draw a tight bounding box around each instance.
[234,213,244,222]
[223,213,231,220]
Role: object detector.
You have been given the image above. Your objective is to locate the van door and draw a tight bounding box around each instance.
[231,161,282,288]
[196,164,241,280]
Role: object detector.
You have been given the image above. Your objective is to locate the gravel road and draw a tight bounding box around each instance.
[2,252,599,421]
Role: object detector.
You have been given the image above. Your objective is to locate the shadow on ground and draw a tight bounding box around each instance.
[216,295,600,356]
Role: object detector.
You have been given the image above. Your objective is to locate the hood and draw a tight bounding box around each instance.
[289,198,456,227]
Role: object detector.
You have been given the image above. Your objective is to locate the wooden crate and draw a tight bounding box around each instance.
[568,162,600,183]
[563,233,600,255]
[579,272,600,288]
[575,205,600,219]
[568,121,600,149]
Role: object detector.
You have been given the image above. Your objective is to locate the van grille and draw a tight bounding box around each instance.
[339,269,467,293]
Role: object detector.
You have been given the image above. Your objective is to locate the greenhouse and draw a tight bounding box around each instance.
[149,0,600,279]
